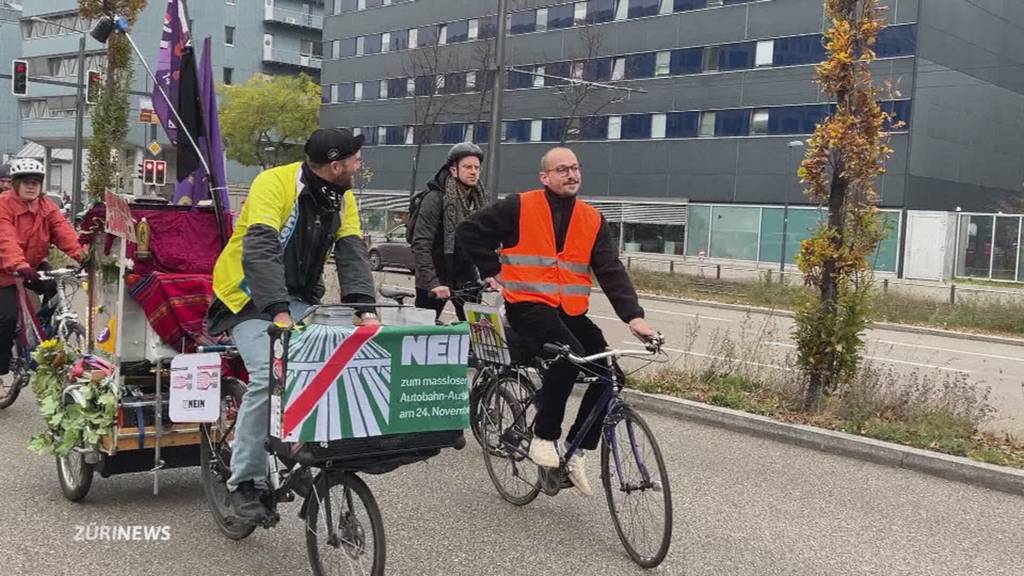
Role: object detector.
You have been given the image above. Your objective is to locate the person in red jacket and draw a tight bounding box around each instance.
[0,158,83,393]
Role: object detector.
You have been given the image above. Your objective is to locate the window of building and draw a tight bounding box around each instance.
[224,26,235,46]
[475,123,490,143]
[536,8,549,32]
[361,126,379,146]
[751,109,769,135]
[703,46,720,72]
[882,100,912,129]
[666,111,700,137]
[715,109,750,136]
[542,118,566,142]
[338,82,355,102]
[583,58,613,82]
[363,33,382,55]
[337,0,358,13]
[533,66,546,87]
[875,24,917,58]
[621,113,653,139]
[354,83,364,101]
[447,20,470,43]
[611,58,626,80]
[755,40,774,67]
[379,79,389,98]
[414,75,435,96]
[772,34,826,66]
[340,37,357,57]
[530,119,543,141]
[652,113,667,138]
[387,77,408,98]
[699,111,716,136]
[322,84,332,104]
[417,25,439,46]
[384,126,405,145]
[362,80,381,100]
[441,123,466,144]
[628,0,660,19]
[478,16,498,39]
[510,11,537,34]
[674,0,708,11]
[389,29,409,51]
[719,42,756,70]
[655,51,671,76]
[444,72,467,94]
[548,4,575,29]
[767,104,829,134]
[587,0,617,23]
[608,116,623,139]
[545,62,571,86]
[223,67,234,85]
[508,68,534,89]
[365,0,384,8]
[505,119,532,142]
[670,47,703,74]
[624,52,656,79]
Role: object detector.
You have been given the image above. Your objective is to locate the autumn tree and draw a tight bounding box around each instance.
[552,21,627,144]
[403,39,462,194]
[79,0,148,201]
[794,0,899,407]
[217,73,321,169]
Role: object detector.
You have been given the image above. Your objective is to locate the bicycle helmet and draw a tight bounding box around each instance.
[8,158,45,181]
[446,142,484,167]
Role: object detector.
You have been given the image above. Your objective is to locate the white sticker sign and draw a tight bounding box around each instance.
[169,352,222,423]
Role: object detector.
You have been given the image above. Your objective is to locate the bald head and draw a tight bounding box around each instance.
[539,147,582,197]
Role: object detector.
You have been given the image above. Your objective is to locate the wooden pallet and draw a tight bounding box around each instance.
[100,423,203,453]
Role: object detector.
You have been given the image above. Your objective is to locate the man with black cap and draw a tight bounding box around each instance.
[410,142,486,323]
[207,128,378,523]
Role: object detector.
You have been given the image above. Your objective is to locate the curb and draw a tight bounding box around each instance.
[619,388,1024,497]
[622,290,1024,348]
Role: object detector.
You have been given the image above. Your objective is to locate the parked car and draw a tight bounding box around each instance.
[368,225,414,273]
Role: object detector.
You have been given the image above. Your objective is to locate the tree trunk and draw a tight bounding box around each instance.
[408,142,423,195]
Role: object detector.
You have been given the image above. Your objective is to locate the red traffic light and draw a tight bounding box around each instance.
[86,70,102,104]
[154,161,167,186]
[11,59,27,96]
[15,62,25,73]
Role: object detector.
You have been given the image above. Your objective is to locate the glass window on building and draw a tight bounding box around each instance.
[758,207,822,265]
[365,0,383,7]
[675,0,708,11]
[447,20,470,43]
[363,33,382,55]
[418,25,439,46]
[621,114,653,139]
[587,0,617,23]
[545,62,571,86]
[337,0,358,13]
[580,116,609,140]
[772,34,826,66]
[414,75,435,96]
[223,67,233,85]
[441,123,467,144]
[389,29,409,51]
[583,58,613,82]
[624,52,657,79]
[703,46,720,72]
[387,77,408,98]
[444,72,467,94]
[670,48,703,75]
[505,120,532,142]
[715,109,750,136]
[665,111,699,138]
[362,80,381,100]
[322,84,332,104]
[957,215,995,278]
[710,206,760,261]
[477,16,498,39]
[623,223,685,254]
[699,111,716,137]
[548,4,575,29]
[992,216,1021,280]
[510,10,537,34]
[751,109,769,135]
[340,37,357,57]
[508,68,534,89]
[542,118,566,142]
[474,122,490,143]
[882,100,912,130]
[628,0,660,18]
[768,104,830,135]
[720,42,756,70]
[224,26,235,46]
[875,24,917,58]
[338,82,355,102]
[686,204,711,257]
[361,126,379,146]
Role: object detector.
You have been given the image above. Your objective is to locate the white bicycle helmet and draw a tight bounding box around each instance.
[8,157,45,180]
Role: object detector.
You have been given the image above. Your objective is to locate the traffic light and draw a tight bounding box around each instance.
[154,161,167,186]
[86,70,101,104]
[143,160,156,185]
[11,59,27,96]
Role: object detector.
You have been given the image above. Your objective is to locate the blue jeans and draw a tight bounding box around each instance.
[227,300,310,491]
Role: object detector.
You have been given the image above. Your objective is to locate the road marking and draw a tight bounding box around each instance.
[644,308,734,323]
[621,341,795,372]
[765,341,971,374]
[874,339,1024,363]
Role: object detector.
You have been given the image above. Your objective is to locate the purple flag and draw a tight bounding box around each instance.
[153,0,192,143]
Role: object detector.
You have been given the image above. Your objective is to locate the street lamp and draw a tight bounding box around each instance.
[484,0,509,202]
[780,139,805,280]
[30,16,89,219]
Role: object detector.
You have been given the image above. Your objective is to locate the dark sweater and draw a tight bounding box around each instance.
[455,188,644,323]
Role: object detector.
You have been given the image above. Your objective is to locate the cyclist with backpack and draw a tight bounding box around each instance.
[408,142,486,323]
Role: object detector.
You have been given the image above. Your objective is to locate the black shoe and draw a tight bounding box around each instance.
[229,480,270,523]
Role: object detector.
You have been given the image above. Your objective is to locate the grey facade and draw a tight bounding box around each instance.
[0,1,23,160]
[320,0,1024,215]
[9,0,323,192]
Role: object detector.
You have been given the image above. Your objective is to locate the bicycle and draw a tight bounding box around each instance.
[0,267,87,410]
[479,335,674,568]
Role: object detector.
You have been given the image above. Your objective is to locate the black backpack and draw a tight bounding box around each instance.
[405,188,437,244]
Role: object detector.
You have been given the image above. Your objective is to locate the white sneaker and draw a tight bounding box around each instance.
[567,452,593,497]
[528,438,560,468]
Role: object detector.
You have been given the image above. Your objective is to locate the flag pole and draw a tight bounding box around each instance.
[107,17,228,246]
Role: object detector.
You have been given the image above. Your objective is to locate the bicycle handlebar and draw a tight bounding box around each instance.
[38,268,86,281]
[543,333,665,364]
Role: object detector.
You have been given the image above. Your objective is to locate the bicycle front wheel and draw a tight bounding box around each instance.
[305,471,385,576]
[601,406,673,568]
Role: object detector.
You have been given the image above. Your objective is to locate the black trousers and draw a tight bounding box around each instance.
[0,280,55,375]
[415,288,470,323]
[506,303,610,450]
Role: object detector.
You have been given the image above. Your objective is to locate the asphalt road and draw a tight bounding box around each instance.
[1,381,1023,576]
[369,271,1024,436]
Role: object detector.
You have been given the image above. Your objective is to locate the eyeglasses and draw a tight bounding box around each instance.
[547,164,582,177]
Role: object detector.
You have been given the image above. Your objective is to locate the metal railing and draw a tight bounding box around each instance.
[263,7,322,29]
[262,48,322,70]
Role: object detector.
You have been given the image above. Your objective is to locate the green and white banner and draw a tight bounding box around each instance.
[269,323,471,443]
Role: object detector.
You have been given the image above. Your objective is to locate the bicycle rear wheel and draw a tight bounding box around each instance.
[601,406,672,568]
[481,375,541,506]
[199,377,255,540]
[305,471,385,576]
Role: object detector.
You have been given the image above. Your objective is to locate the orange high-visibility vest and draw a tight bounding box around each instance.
[500,189,602,316]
